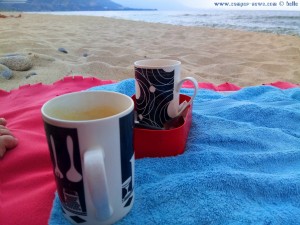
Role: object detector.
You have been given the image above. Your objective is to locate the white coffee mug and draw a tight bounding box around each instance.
[134,59,198,129]
[42,91,135,225]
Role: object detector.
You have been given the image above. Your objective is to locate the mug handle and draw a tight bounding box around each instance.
[84,150,113,221]
[176,77,198,115]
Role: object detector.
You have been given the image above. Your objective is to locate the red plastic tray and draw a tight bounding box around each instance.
[133,94,192,159]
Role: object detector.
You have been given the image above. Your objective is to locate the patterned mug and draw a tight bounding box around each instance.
[42,91,135,225]
[134,59,198,129]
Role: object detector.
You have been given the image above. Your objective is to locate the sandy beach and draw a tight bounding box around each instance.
[0,13,299,91]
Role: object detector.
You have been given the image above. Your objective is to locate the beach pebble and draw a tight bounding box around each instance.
[26,71,37,79]
[0,64,13,79]
[83,53,88,57]
[58,47,68,54]
[0,55,33,71]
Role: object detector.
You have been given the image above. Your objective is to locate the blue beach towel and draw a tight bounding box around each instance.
[49,79,300,225]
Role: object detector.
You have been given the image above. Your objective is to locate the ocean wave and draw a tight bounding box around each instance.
[264,15,300,19]
[171,13,211,17]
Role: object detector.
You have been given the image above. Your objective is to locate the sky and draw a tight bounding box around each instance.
[113,0,300,11]
[113,0,210,10]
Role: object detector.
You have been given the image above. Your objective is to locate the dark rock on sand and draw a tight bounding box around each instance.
[83,53,88,57]
[0,54,33,71]
[58,47,68,54]
[0,64,13,79]
[25,71,37,79]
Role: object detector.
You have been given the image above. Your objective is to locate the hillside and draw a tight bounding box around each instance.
[0,0,138,11]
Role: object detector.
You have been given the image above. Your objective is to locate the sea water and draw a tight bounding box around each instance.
[40,10,300,36]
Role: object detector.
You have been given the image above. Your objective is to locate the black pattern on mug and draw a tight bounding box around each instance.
[119,111,134,207]
[44,122,87,218]
[135,67,175,128]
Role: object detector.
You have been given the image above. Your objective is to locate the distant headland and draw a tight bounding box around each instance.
[0,0,157,12]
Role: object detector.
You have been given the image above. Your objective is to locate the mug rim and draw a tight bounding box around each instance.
[134,59,181,68]
[41,91,134,124]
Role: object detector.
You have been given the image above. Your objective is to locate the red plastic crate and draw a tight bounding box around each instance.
[133,94,193,158]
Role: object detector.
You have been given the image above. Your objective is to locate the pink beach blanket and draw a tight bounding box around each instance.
[0,76,298,225]
[0,76,115,225]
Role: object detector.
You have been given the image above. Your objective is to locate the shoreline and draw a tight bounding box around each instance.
[0,13,299,91]
[30,10,300,37]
